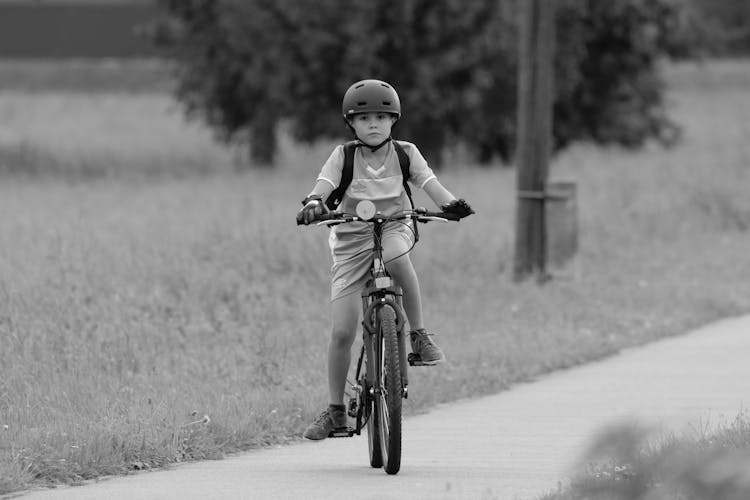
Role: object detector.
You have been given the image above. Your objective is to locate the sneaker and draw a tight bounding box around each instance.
[303,406,348,440]
[410,329,446,365]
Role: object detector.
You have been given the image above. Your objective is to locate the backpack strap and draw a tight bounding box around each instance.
[392,140,413,209]
[325,141,357,211]
[325,139,413,211]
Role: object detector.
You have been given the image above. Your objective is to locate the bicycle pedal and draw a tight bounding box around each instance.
[408,353,426,366]
[328,427,355,438]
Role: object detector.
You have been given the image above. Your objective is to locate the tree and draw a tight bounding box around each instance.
[552,0,686,152]
[151,0,696,167]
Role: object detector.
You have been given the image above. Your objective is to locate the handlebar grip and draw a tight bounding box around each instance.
[317,212,339,222]
[437,212,461,221]
[296,212,340,225]
[419,211,460,221]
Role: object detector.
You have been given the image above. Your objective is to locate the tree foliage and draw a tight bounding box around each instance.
[553,0,688,152]
[687,0,750,56]
[152,0,696,166]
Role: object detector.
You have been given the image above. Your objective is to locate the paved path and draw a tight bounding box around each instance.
[16,315,750,500]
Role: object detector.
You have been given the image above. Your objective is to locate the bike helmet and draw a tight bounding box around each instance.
[342,79,401,120]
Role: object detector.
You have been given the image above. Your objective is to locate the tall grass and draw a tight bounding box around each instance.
[1,60,750,494]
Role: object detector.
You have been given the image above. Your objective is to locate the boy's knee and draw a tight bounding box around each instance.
[385,253,412,275]
[383,251,411,266]
[330,293,359,346]
[330,326,356,348]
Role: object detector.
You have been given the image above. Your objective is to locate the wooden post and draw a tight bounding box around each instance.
[513,0,556,282]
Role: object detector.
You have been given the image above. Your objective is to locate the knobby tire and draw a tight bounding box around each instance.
[366,317,383,468]
[375,304,402,474]
[366,367,383,468]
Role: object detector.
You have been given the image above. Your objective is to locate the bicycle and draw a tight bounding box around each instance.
[301,200,460,475]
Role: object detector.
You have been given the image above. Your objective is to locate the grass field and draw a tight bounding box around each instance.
[1,59,749,494]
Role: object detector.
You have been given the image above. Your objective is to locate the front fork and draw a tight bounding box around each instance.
[348,282,409,434]
[360,287,409,398]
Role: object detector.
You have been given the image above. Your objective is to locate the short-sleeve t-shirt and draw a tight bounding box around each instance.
[316,140,436,299]
[316,140,436,220]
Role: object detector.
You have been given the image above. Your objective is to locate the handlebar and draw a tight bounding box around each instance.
[297,207,461,226]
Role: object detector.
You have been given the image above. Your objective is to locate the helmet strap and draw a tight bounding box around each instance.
[356,136,392,152]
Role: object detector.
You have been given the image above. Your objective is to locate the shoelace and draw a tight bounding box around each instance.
[411,330,434,341]
[312,410,330,425]
[411,333,438,353]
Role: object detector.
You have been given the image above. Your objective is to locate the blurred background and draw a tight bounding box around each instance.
[0,0,748,174]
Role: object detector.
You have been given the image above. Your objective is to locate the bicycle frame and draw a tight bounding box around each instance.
[362,219,410,383]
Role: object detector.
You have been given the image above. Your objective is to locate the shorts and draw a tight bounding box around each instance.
[328,221,414,301]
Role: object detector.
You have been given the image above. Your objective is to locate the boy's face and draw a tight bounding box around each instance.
[349,112,397,147]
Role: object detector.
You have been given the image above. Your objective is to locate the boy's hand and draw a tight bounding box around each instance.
[441,198,475,219]
[296,195,328,225]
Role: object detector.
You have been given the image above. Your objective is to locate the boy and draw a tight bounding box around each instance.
[297,79,474,440]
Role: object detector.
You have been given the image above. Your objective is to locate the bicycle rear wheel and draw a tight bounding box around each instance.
[374,304,402,474]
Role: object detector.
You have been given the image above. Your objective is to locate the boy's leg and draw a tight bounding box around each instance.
[384,252,423,330]
[304,292,359,440]
[384,241,445,364]
[328,292,361,405]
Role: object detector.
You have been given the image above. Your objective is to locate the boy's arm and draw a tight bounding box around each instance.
[297,180,335,225]
[422,178,475,218]
[304,180,335,204]
[422,178,456,208]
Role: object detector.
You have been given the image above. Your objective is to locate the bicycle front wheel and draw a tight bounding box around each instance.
[365,363,382,468]
[374,304,402,474]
